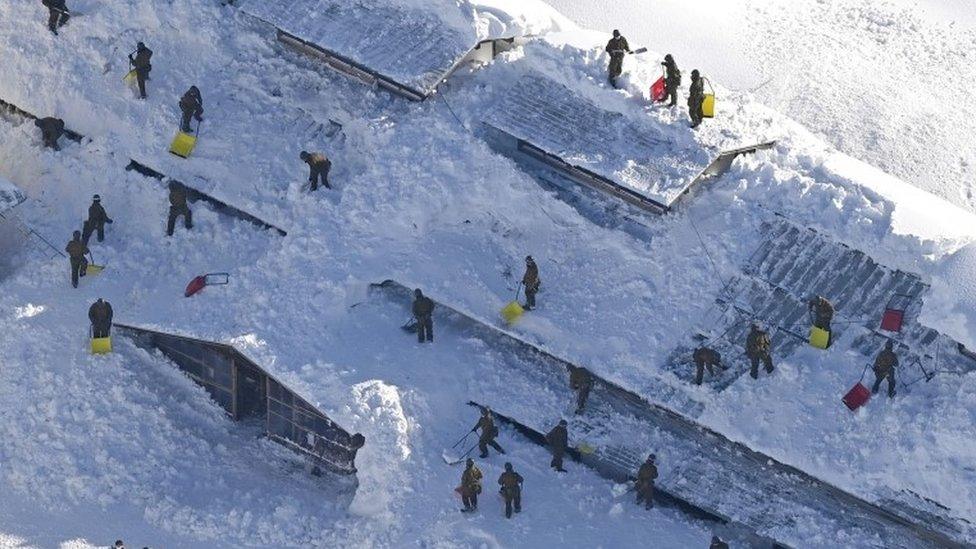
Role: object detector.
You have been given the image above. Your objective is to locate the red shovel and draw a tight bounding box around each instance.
[184,272,230,297]
[651,76,666,102]
[842,364,871,411]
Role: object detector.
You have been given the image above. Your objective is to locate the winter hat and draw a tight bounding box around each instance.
[93,194,101,202]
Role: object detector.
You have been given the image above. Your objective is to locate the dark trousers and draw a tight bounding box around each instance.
[136,69,149,98]
[82,220,104,244]
[47,8,69,32]
[575,383,591,412]
[749,353,774,379]
[309,167,331,191]
[694,360,718,385]
[689,98,704,127]
[814,317,832,331]
[416,315,433,343]
[180,110,198,133]
[478,437,504,457]
[608,54,624,81]
[636,484,654,509]
[664,83,678,106]
[550,450,565,471]
[503,489,521,518]
[42,133,61,151]
[69,257,86,288]
[462,492,478,510]
[524,287,537,309]
[871,369,896,397]
[167,205,192,236]
[92,323,111,339]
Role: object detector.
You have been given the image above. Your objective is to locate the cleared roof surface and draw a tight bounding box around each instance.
[239,0,477,96]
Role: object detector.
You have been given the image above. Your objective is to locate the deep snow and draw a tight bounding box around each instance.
[1,0,975,546]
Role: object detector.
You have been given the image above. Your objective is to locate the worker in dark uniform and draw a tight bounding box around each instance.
[569,365,593,413]
[128,42,153,99]
[871,340,898,398]
[661,54,681,107]
[471,407,505,458]
[88,298,113,338]
[42,0,70,34]
[808,295,835,331]
[709,535,730,549]
[497,462,523,518]
[412,288,434,343]
[300,151,332,191]
[635,453,658,510]
[34,117,65,150]
[65,230,88,288]
[459,458,482,512]
[546,419,569,472]
[692,345,723,385]
[746,323,774,379]
[82,194,112,244]
[166,182,193,236]
[178,86,203,133]
[688,69,705,128]
[522,255,540,311]
[605,30,632,86]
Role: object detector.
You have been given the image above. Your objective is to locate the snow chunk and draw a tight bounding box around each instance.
[921,242,976,349]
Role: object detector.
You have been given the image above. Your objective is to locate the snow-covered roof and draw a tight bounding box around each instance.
[484,74,708,210]
[0,176,26,216]
[239,0,479,98]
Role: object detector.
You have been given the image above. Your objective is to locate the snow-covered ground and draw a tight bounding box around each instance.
[542,0,976,212]
[1,0,975,546]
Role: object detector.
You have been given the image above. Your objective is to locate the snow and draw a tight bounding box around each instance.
[540,0,976,212]
[0,175,26,215]
[922,242,976,350]
[0,0,975,546]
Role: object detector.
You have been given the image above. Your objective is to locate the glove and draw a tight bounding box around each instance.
[106,218,114,224]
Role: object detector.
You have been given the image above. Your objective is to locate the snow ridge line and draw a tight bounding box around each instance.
[370,279,971,548]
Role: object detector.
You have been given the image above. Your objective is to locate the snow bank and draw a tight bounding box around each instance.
[0,174,26,215]
[922,242,976,349]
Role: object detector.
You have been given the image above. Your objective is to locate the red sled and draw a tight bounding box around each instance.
[880,293,912,332]
[184,272,230,297]
[842,382,871,411]
[651,76,666,102]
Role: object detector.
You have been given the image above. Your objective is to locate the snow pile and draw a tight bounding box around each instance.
[922,242,976,350]
[0,174,26,215]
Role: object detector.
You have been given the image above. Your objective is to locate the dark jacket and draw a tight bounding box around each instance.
[461,465,483,496]
[473,415,497,439]
[130,46,153,74]
[874,349,898,376]
[412,296,434,318]
[88,300,113,327]
[43,0,67,10]
[87,202,110,226]
[809,296,834,324]
[179,88,203,118]
[169,186,188,209]
[546,424,568,453]
[498,470,523,496]
[746,328,770,357]
[709,540,730,549]
[305,153,331,171]
[693,346,721,366]
[636,461,658,488]
[605,36,630,56]
[35,117,65,140]
[522,260,540,291]
[688,76,705,106]
[662,58,681,86]
[65,237,88,259]
[569,367,592,390]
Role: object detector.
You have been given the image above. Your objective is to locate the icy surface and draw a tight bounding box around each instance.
[0,175,26,215]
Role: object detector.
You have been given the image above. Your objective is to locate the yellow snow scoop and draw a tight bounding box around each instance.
[809,326,831,349]
[501,301,524,324]
[122,69,137,83]
[91,336,112,354]
[85,253,105,275]
[169,131,197,158]
[577,442,595,455]
[702,78,716,118]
